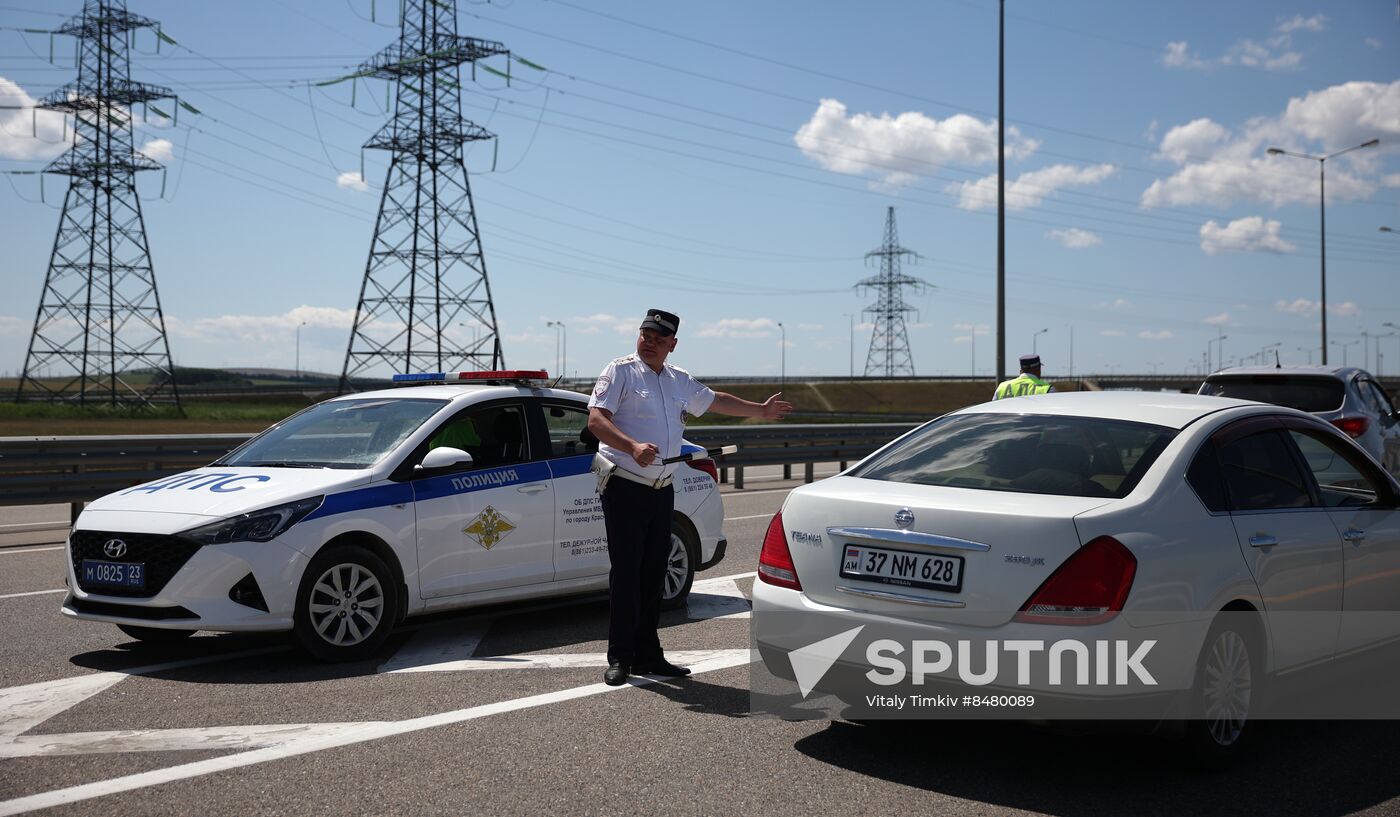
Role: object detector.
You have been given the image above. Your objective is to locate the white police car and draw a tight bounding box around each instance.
[62,371,729,661]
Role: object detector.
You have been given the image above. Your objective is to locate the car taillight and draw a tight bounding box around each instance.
[1013,536,1136,625]
[1331,416,1369,438]
[758,511,801,590]
[690,457,719,484]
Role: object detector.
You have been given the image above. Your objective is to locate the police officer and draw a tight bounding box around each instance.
[588,308,793,685]
[994,354,1055,399]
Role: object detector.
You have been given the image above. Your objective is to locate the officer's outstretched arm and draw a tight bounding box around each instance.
[711,391,793,420]
[587,407,660,467]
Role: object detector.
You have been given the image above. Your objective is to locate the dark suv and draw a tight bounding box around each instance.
[1199,365,1400,476]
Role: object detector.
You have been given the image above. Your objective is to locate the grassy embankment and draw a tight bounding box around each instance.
[0,378,1080,436]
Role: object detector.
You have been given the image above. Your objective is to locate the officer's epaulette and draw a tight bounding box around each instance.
[612,354,640,365]
[665,362,691,377]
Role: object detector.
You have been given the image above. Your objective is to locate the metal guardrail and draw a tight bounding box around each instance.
[0,423,921,521]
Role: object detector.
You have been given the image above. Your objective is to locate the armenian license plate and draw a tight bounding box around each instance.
[81,560,146,589]
[839,545,964,593]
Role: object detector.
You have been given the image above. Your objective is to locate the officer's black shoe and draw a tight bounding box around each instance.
[604,662,629,686]
[634,659,691,678]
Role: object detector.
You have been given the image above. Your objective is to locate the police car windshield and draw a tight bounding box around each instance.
[850,413,1177,499]
[217,398,449,469]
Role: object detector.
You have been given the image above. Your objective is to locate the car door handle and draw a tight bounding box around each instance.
[517,484,547,495]
[1248,534,1279,548]
[1343,528,1366,543]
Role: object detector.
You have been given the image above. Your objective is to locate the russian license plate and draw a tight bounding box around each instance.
[840,545,964,593]
[81,560,146,589]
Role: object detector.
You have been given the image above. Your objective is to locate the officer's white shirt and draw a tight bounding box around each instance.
[588,354,715,480]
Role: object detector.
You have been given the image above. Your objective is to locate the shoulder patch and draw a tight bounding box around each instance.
[613,354,639,365]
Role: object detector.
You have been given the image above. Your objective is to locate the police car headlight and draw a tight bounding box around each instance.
[180,496,324,545]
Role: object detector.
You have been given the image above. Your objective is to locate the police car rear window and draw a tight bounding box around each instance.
[218,398,448,469]
[850,413,1176,499]
[1199,375,1344,413]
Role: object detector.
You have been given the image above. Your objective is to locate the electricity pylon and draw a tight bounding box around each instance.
[857,207,927,377]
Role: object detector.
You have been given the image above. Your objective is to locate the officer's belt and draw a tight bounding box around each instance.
[609,467,673,490]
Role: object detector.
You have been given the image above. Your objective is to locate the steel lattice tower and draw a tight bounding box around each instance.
[857,207,927,377]
[17,0,180,407]
[340,0,507,387]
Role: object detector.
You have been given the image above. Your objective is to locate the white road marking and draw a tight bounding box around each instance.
[724,513,775,521]
[388,647,742,674]
[0,546,64,556]
[0,722,383,758]
[685,579,751,621]
[0,649,755,816]
[377,617,493,674]
[0,589,65,600]
[696,570,755,585]
[0,522,67,532]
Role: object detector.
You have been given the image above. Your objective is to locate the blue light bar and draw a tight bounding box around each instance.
[392,372,447,382]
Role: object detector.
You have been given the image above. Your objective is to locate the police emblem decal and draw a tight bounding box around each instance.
[463,506,516,550]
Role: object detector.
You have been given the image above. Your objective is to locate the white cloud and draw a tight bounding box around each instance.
[1046,228,1102,248]
[793,98,1038,186]
[952,322,990,336]
[1094,298,1133,310]
[1162,41,1209,69]
[1100,329,1126,337]
[1274,298,1361,317]
[1276,14,1326,34]
[953,164,1115,211]
[166,305,355,345]
[0,315,28,336]
[696,318,777,339]
[139,138,173,163]
[336,171,368,192]
[1142,80,1400,209]
[1366,38,1383,50]
[1138,330,1174,341]
[1200,216,1296,255]
[0,77,70,161]
[796,323,824,331]
[1383,173,1400,188]
[1203,312,1231,326]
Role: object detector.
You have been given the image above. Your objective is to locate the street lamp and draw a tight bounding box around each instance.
[1384,322,1400,376]
[1208,335,1228,372]
[1266,137,1380,364]
[841,313,855,379]
[777,322,786,388]
[295,321,308,381]
[1296,346,1315,364]
[1032,327,1048,356]
[1260,342,1281,367]
[546,320,566,379]
[1332,338,1360,366]
[1378,332,1397,377]
[995,0,1007,385]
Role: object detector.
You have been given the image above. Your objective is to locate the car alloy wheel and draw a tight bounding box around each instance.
[660,520,698,610]
[1201,628,1252,747]
[308,562,385,648]
[294,545,398,662]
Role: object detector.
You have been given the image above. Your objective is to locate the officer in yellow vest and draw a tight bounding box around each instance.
[994,354,1055,399]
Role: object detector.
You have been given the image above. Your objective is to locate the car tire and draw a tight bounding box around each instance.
[116,624,196,643]
[293,545,398,662]
[1184,614,1263,769]
[660,518,699,610]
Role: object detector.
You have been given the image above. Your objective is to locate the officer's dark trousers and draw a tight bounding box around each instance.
[601,477,674,666]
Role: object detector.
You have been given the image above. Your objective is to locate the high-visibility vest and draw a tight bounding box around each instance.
[993,374,1053,400]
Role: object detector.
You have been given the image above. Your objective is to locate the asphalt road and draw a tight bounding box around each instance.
[3,469,1400,816]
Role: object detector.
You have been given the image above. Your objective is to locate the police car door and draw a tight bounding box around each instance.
[410,401,556,597]
[535,400,610,581]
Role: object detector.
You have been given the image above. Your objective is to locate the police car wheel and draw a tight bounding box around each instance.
[659,521,698,610]
[116,624,196,643]
[293,545,397,662]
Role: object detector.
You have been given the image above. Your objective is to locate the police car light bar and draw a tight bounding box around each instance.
[392,370,549,384]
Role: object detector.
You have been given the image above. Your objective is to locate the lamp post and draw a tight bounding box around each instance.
[1385,323,1400,377]
[1208,334,1228,372]
[1266,138,1380,364]
[995,0,1006,385]
[1032,327,1048,356]
[1297,346,1314,364]
[1378,332,1397,377]
[777,322,786,388]
[546,320,565,379]
[1332,339,1360,366]
[295,321,307,381]
[841,313,855,379]
[1260,342,1281,367]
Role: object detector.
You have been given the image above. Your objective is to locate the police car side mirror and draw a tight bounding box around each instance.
[416,447,474,472]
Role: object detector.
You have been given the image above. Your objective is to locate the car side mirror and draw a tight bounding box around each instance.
[416,447,473,472]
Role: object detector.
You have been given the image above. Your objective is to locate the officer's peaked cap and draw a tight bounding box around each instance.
[640,309,680,336]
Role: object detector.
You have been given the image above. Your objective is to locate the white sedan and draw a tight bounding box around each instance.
[754,391,1400,764]
[63,372,728,661]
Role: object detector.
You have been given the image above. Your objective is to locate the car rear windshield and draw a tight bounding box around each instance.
[1199,375,1344,412]
[849,413,1177,499]
[217,398,448,469]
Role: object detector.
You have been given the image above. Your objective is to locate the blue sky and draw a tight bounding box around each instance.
[1,0,1397,382]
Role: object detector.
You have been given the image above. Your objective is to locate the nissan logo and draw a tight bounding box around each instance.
[894,508,914,529]
[102,539,128,558]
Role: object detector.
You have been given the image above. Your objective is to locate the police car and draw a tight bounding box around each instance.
[62,371,729,661]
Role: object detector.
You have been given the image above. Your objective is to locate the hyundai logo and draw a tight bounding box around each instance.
[893,508,914,529]
[102,538,128,558]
